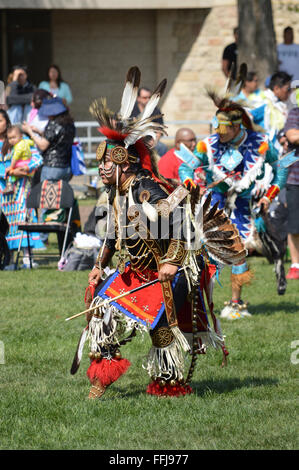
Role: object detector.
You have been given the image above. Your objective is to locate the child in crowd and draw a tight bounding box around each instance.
[3,125,34,194]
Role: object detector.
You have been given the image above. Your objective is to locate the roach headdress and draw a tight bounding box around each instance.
[90,66,169,185]
[207,63,257,134]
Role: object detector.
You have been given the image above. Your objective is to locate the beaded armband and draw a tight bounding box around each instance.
[265,184,280,202]
[161,239,187,266]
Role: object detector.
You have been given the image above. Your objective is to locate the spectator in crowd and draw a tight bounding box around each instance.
[5,65,36,124]
[222,27,238,80]
[6,73,13,85]
[26,89,52,187]
[22,96,75,183]
[39,64,73,106]
[277,26,299,81]
[0,110,11,175]
[251,71,292,150]
[158,127,197,181]
[277,129,289,154]
[0,73,12,111]
[27,88,52,133]
[130,86,168,157]
[22,96,76,245]
[234,71,262,105]
[0,109,44,268]
[3,125,35,195]
[284,106,299,280]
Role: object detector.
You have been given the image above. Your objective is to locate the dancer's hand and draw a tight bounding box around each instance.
[85,268,101,321]
[257,196,270,212]
[88,266,102,288]
[158,263,178,283]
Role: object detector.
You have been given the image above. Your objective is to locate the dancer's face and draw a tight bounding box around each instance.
[98,150,117,185]
[218,124,240,143]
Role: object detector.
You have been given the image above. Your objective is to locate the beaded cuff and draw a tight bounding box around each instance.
[265,184,280,202]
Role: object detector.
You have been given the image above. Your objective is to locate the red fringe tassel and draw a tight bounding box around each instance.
[146,380,193,397]
[87,358,131,387]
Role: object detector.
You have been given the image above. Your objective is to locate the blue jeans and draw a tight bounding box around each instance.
[40,165,72,242]
[7,104,31,124]
[40,165,72,182]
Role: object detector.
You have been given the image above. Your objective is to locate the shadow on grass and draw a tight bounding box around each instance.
[192,376,279,396]
[109,376,278,399]
[249,302,298,316]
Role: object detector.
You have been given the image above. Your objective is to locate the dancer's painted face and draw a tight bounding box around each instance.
[218,124,240,143]
[98,150,117,185]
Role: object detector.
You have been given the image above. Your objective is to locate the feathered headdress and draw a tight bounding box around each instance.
[207,63,257,134]
[89,66,169,184]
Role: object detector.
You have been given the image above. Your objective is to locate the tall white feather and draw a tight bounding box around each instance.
[119,66,141,120]
[124,127,158,148]
[138,78,167,122]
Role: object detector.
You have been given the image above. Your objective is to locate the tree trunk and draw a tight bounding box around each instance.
[238,0,278,83]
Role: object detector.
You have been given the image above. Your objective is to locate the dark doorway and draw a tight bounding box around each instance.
[4,9,52,86]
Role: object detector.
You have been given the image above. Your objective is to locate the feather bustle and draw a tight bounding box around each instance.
[205,230,234,240]
[202,192,212,217]
[206,239,235,248]
[203,202,221,223]
[204,215,227,232]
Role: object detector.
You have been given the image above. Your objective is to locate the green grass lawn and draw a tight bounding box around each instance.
[0,242,298,450]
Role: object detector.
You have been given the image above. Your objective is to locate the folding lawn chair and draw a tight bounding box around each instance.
[16,179,75,269]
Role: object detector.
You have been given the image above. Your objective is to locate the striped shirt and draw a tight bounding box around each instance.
[284,107,299,185]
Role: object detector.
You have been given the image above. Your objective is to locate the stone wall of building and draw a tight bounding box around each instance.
[157,5,238,140]
[272,0,299,48]
[159,0,299,142]
[51,2,299,145]
[52,9,158,121]
[52,6,239,136]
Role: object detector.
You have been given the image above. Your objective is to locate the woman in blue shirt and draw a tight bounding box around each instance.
[39,64,73,106]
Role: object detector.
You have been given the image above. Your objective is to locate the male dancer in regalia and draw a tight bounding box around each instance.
[70,67,246,398]
[178,90,288,319]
